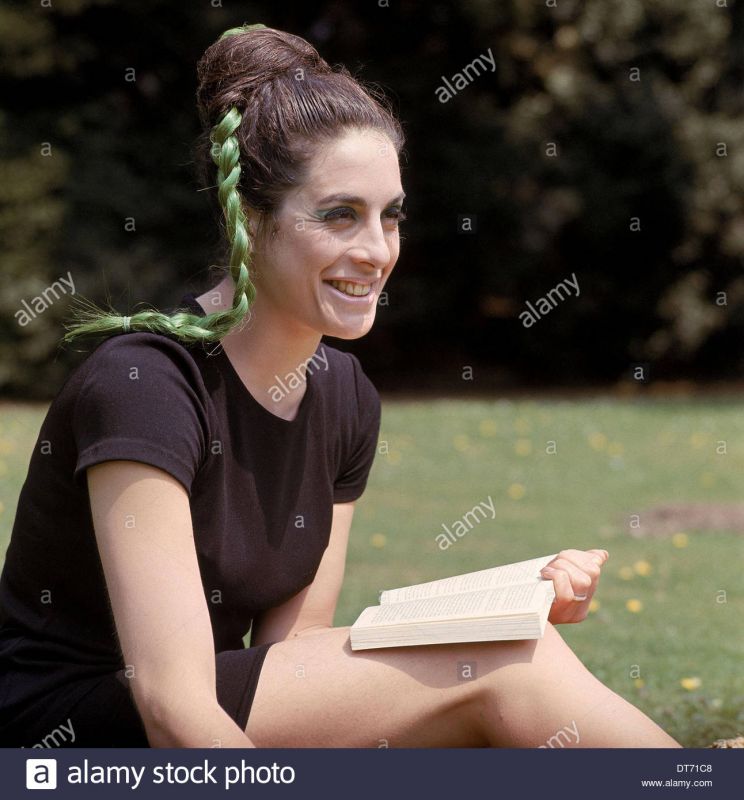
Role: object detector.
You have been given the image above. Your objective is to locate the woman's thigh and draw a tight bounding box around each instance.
[245,623,680,748]
[246,625,485,747]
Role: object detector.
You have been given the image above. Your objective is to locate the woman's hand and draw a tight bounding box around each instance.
[541,548,609,624]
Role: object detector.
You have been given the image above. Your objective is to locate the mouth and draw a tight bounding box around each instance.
[323,279,375,301]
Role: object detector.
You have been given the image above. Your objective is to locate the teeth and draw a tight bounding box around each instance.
[328,280,371,297]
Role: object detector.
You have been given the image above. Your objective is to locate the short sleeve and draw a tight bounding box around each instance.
[333,353,381,504]
[72,333,210,497]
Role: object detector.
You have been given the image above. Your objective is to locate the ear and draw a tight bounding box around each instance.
[243,206,260,240]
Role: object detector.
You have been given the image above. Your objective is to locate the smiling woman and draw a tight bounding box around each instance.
[0,22,403,749]
[0,23,680,750]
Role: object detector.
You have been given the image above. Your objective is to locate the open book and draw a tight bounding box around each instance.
[349,554,557,650]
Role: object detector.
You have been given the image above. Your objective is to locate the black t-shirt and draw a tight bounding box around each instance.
[0,293,380,737]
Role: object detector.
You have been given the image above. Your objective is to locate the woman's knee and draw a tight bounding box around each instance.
[462,623,586,702]
[531,622,592,676]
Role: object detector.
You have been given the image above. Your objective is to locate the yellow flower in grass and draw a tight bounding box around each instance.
[680,677,702,691]
[689,432,706,449]
[672,532,689,548]
[588,599,600,613]
[626,598,643,613]
[479,419,497,437]
[514,438,532,456]
[634,678,645,689]
[607,441,624,457]
[453,434,471,452]
[588,432,607,451]
[507,482,526,500]
[370,533,387,549]
[633,560,652,576]
[619,566,634,581]
[700,472,715,488]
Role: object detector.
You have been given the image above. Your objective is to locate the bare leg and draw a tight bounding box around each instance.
[245,623,680,748]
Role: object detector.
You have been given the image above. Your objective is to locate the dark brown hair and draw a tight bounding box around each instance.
[196,25,405,225]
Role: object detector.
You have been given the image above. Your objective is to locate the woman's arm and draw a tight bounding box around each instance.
[87,460,254,747]
[249,501,355,646]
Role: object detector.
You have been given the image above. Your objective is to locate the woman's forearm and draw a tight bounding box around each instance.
[143,695,257,748]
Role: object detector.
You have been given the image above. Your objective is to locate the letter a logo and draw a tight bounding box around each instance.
[26,759,57,790]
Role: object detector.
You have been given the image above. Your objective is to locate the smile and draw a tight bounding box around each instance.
[325,279,372,298]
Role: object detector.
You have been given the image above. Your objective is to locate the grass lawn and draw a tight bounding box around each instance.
[1,396,743,747]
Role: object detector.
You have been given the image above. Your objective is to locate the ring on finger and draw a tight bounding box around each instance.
[572,594,588,602]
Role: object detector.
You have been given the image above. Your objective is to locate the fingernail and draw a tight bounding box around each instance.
[541,567,555,576]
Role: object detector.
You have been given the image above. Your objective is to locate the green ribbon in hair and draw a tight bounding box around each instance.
[220,22,266,40]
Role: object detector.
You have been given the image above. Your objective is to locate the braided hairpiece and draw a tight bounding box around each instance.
[60,23,267,348]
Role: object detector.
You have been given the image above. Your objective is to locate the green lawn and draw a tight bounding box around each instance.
[1,397,742,747]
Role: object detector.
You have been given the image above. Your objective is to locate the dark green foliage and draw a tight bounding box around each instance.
[2,0,743,397]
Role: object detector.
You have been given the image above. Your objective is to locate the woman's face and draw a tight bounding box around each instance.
[252,127,405,340]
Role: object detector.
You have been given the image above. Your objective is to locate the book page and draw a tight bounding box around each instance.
[379,553,557,605]
[358,581,553,628]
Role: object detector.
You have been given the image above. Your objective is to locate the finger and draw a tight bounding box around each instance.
[542,566,578,604]
[555,550,605,580]
[586,548,609,565]
[557,548,607,569]
[543,550,607,624]
[543,567,584,623]
[542,558,594,597]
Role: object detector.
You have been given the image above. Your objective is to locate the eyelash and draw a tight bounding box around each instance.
[320,207,407,224]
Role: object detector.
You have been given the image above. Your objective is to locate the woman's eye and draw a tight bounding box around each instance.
[385,208,407,223]
[322,207,356,221]
[319,207,407,224]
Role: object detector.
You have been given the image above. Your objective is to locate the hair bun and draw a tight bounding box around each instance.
[196,26,330,127]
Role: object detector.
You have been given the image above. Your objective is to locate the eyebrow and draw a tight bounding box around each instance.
[316,192,406,206]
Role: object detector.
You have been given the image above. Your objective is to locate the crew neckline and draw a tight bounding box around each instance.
[179,292,315,427]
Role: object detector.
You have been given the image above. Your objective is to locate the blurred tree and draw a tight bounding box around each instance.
[2,0,744,397]
[0,2,72,393]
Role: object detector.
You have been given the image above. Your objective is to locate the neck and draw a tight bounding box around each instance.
[195,277,321,421]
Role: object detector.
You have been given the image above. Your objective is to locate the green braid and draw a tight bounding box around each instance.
[61,23,266,348]
[220,22,266,39]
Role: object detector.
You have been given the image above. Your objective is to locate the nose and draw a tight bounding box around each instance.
[349,217,393,272]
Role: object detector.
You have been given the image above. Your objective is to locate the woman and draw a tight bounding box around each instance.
[0,24,679,748]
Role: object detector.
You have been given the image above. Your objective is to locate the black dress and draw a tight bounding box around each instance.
[0,293,381,746]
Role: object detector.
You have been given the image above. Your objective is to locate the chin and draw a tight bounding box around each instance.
[324,320,375,341]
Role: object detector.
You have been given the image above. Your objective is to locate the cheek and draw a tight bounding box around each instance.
[287,229,342,274]
[386,235,401,268]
